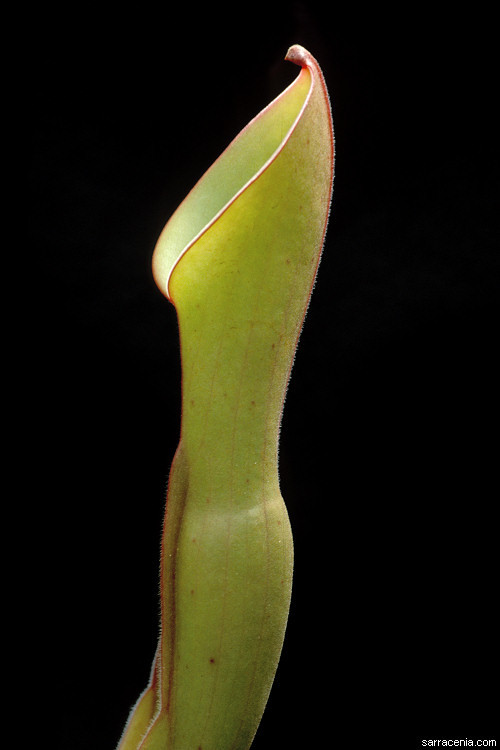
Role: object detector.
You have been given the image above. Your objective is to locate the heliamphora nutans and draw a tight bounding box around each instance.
[116,44,334,750]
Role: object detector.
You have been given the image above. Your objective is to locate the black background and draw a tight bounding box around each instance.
[27,2,498,748]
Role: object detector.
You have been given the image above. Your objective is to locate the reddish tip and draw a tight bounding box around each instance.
[285,44,313,68]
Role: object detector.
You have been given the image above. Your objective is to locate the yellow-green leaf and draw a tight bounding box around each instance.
[117,44,334,750]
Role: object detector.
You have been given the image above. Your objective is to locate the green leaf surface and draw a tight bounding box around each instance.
[117,44,334,750]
